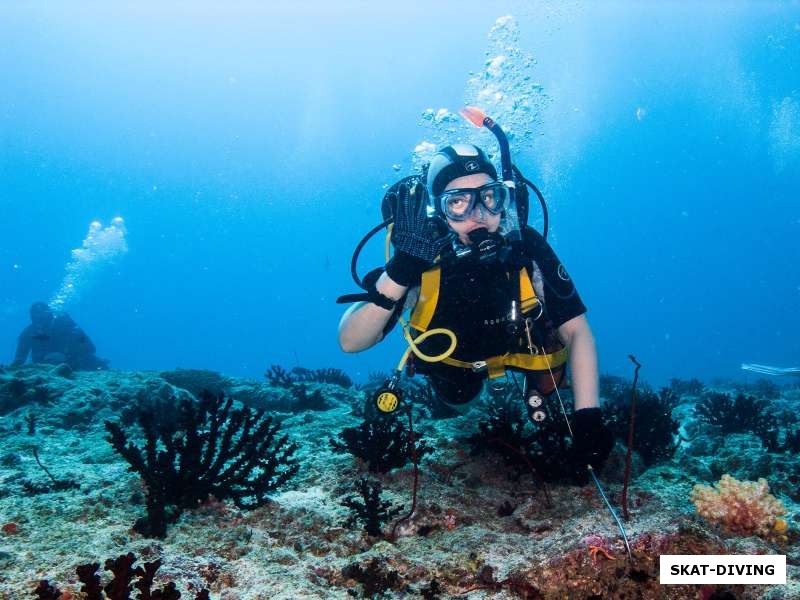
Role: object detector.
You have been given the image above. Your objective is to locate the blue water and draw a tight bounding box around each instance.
[1,2,798,386]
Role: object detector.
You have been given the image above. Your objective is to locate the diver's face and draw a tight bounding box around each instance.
[443,173,501,244]
[31,306,53,329]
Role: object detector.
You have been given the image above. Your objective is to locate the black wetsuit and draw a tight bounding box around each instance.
[13,313,107,371]
[380,226,586,404]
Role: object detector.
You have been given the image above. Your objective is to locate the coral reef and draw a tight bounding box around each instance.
[264,364,295,388]
[38,552,211,599]
[605,384,680,466]
[21,447,79,495]
[691,474,787,540]
[0,371,56,416]
[668,377,705,397]
[264,365,353,389]
[105,390,300,537]
[466,395,545,475]
[341,477,403,537]
[695,392,772,436]
[0,366,797,599]
[467,392,606,484]
[341,557,402,597]
[33,580,62,600]
[291,367,353,388]
[288,384,333,412]
[160,368,231,398]
[734,377,782,400]
[330,416,433,474]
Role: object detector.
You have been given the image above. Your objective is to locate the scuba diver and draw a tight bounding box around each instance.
[337,111,614,473]
[12,301,109,371]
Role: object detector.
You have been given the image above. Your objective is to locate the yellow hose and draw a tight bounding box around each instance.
[384,228,458,372]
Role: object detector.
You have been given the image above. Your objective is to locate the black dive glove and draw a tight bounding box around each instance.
[571,407,614,470]
[385,181,444,287]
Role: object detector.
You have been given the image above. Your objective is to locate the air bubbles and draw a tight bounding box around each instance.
[463,15,550,151]
[485,55,507,78]
[50,218,129,310]
[414,141,436,153]
[768,96,800,172]
[420,108,458,124]
[411,141,438,172]
[408,16,548,175]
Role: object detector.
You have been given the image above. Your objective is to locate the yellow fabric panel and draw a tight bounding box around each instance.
[519,267,539,313]
[409,266,441,332]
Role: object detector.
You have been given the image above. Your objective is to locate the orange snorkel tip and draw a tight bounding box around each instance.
[460,106,491,128]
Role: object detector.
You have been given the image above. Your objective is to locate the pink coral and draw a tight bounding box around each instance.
[690,474,786,539]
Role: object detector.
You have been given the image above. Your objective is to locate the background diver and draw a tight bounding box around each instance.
[12,301,109,371]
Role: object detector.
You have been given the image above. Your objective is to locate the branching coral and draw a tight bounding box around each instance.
[288,384,332,412]
[604,384,679,466]
[467,396,535,465]
[696,392,792,452]
[690,474,787,540]
[466,395,572,485]
[1,375,36,415]
[37,552,211,599]
[695,392,772,435]
[331,416,433,474]
[341,477,403,537]
[105,390,300,538]
[264,365,353,388]
[291,367,353,388]
[342,557,402,597]
[264,364,295,388]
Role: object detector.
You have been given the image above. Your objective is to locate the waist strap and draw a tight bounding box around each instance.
[441,347,569,379]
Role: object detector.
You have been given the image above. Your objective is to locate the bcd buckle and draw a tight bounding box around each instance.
[471,360,487,372]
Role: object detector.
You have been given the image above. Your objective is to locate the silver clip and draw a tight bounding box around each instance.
[524,318,538,355]
[471,361,487,372]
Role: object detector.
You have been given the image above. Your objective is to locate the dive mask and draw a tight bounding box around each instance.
[436,181,509,222]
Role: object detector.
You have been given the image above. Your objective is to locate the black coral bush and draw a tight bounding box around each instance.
[604,382,680,467]
[341,477,403,537]
[330,416,433,474]
[35,552,211,599]
[105,390,300,538]
[695,391,770,435]
[467,396,576,483]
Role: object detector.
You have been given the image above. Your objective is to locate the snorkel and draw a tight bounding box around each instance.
[460,106,523,243]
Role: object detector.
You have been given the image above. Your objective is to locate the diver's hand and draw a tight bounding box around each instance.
[385,181,443,286]
[571,407,614,470]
